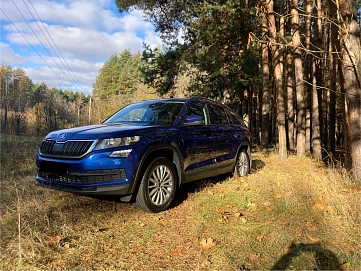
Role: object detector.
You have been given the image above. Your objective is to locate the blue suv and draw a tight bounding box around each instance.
[36,97,251,212]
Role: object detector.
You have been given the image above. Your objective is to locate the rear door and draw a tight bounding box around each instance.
[207,103,234,163]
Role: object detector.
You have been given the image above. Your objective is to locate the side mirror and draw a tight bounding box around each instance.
[184,114,204,126]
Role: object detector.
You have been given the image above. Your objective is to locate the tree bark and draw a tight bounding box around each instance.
[328,0,338,155]
[305,0,312,153]
[261,0,270,153]
[286,50,295,152]
[268,0,287,159]
[338,0,361,182]
[292,0,306,158]
[311,0,323,159]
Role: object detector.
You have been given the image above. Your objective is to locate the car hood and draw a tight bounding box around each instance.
[45,124,163,141]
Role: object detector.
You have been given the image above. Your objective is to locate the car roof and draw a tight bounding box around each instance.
[140,97,220,104]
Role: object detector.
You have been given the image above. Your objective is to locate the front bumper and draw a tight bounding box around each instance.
[35,175,130,195]
[35,150,136,196]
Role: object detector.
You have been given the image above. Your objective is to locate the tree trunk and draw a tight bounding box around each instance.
[248,87,255,144]
[268,0,287,159]
[261,1,270,153]
[286,50,295,152]
[305,0,312,153]
[338,0,361,182]
[328,0,338,155]
[292,0,306,158]
[311,0,323,159]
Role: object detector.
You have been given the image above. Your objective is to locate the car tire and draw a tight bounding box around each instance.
[234,149,250,178]
[135,157,177,213]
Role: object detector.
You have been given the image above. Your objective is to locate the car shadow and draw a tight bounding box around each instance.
[93,158,266,211]
[171,158,265,209]
[270,242,341,270]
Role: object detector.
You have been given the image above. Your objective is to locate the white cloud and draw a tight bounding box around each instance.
[0,42,28,66]
[0,0,163,94]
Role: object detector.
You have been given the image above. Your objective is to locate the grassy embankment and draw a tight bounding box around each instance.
[1,136,360,270]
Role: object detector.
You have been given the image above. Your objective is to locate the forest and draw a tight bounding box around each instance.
[1,0,361,182]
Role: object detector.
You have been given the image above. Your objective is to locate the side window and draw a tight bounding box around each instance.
[208,104,228,124]
[184,102,207,125]
[226,110,244,125]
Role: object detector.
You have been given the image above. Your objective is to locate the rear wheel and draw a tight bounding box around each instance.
[135,157,177,213]
[234,149,250,177]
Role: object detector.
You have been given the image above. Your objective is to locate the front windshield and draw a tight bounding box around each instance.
[104,101,185,126]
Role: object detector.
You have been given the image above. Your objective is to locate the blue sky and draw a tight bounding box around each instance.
[0,0,163,94]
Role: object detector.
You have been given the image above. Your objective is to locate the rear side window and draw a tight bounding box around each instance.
[226,109,244,125]
[208,104,228,125]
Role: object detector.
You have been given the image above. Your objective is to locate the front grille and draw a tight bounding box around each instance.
[40,140,94,158]
[38,169,126,184]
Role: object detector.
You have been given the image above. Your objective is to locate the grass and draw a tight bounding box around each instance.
[1,136,360,270]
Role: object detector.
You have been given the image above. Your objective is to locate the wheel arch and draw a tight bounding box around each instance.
[234,141,252,172]
[130,145,184,197]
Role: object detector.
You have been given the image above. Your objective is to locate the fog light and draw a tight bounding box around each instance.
[109,149,132,158]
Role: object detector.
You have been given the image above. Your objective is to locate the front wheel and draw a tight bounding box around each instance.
[135,157,177,213]
[233,149,250,178]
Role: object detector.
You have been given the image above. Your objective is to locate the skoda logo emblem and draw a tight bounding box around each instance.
[59,133,67,141]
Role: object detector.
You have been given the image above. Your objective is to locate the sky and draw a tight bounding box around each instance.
[0,0,163,95]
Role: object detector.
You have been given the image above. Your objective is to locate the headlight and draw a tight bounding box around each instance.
[94,136,141,150]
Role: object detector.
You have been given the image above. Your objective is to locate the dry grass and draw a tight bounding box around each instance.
[1,137,360,270]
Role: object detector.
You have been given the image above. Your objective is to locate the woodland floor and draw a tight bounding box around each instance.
[0,137,360,270]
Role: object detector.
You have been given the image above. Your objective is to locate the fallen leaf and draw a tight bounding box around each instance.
[246,202,258,210]
[62,242,70,248]
[234,212,242,218]
[45,235,62,245]
[221,215,229,223]
[282,244,290,254]
[231,211,248,222]
[170,250,181,256]
[312,202,328,211]
[200,238,216,250]
[337,262,350,270]
[240,216,248,223]
[248,253,260,261]
[239,180,248,186]
[201,260,211,268]
[216,208,232,222]
[256,235,267,242]
[306,233,319,243]
[216,208,232,215]
[272,194,283,199]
